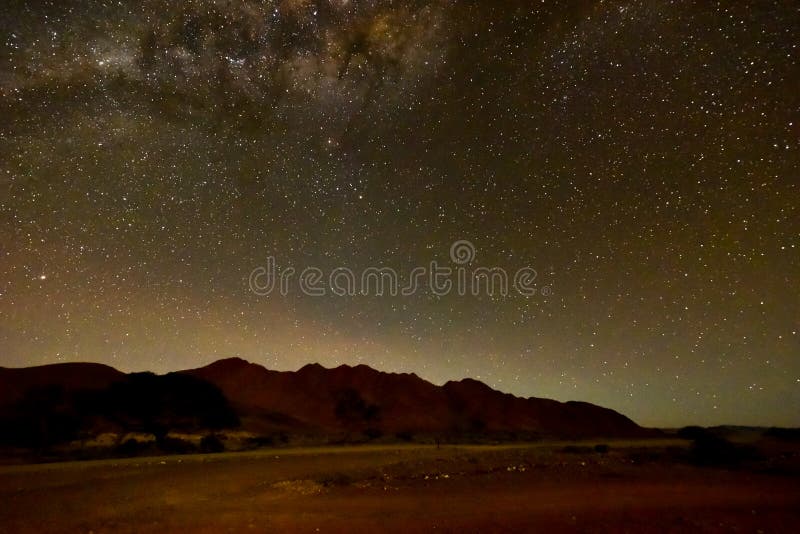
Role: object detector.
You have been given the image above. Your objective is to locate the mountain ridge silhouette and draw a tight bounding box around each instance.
[0,358,653,446]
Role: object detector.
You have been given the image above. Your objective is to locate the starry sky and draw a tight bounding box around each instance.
[1,0,798,427]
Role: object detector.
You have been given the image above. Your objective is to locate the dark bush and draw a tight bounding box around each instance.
[115,438,153,457]
[200,434,225,453]
[594,444,610,453]
[395,431,415,442]
[244,432,289,449]
[157,436,196,454]
[246,435,275,448]
[689,431,758,466]
[364,427,383,440]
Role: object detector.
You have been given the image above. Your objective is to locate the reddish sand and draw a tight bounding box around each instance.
[1,443,798,533]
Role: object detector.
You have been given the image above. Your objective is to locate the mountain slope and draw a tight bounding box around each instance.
[0,362,125,407]
[0,358,650,443]
[183,358,648,438]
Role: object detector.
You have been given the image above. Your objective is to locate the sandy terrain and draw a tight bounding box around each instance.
[1,441,798,533]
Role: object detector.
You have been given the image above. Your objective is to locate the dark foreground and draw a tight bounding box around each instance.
[1,441,799,533]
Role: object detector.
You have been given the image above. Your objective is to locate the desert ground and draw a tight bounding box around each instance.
[1,440,799,533]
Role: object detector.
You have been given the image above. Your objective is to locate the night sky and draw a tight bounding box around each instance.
[1,0,798,428]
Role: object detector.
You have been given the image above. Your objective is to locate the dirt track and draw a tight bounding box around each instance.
[1,443,798,533]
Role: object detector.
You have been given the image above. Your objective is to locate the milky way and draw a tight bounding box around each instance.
[0,1,798,427]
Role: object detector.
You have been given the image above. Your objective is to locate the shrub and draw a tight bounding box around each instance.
[246,435,275,448]
[200,434,225,453]
[395,431,414,442]
[116,438,151,457]
[158,436,196,454]
[364,427,383,440]
[688,431,758,466]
